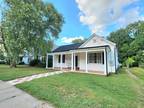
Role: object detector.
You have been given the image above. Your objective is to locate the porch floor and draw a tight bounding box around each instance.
[47,68,105,76]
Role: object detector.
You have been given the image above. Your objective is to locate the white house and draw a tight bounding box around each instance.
[46,34,119,75]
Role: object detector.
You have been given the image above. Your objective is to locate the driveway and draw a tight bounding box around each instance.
[0,80,53,108]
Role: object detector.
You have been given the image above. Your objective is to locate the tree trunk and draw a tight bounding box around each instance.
[10,58,17,68]
[126,64,129,68]
[10,62,17,68]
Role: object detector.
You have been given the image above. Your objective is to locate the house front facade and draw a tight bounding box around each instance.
[46,34,119,75]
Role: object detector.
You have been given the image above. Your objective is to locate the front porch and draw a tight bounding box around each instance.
[46,48,109,75]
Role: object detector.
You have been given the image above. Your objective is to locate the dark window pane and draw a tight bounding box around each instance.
[58,55,61,63]
[62,55,65,63]
[88,52,104,64]
[102,52,104,64]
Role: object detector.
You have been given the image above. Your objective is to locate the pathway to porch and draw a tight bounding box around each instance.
[7,71,64,85]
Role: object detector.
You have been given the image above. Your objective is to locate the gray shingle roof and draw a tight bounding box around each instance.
[52,43,82,52]
[52,43,110,53]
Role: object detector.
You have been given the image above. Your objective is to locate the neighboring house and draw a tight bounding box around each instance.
[20,50,42,64]
[21,51,47,65]
[20,50,34,64]
[21,41,56,64]
[46,34,119,75]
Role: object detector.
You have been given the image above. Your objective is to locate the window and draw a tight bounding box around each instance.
[62,55,65,63]
[88,52,104,64]
[88,53,95,63]
[58,55,65,63]
[58,55,61,63]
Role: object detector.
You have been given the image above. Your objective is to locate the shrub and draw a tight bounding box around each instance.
[132,62,139,67]
[37,62,46,68]
[139,63,144,68]
[125,57,135,68]
[0,60,6,64]
[29,59,40,66]
[19,62,25,65]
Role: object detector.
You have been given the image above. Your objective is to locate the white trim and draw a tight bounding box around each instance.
[46,53,48,69]
[53,54,55,69]
[88,52,104,64]
[79,34,95,48]
[104,49,107,75]
[52,48,106,55]
[85,51,88,72]
[74,53,76,71]
[71,53,73,71]
[60,53,62,70]
[46,47,110,75]
[79,33,116,48]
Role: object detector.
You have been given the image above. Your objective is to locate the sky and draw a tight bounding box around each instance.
[0,0,144,45]
[44,0,144,45]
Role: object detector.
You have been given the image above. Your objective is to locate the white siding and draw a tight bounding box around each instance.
[79,53,105,73]
[52,35,119,73]
[54,54,71,68]
[79,53,86,70]
[80,36,109,48]
[80,35,119,73]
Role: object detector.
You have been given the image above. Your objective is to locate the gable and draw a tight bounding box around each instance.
[79,34,116,48]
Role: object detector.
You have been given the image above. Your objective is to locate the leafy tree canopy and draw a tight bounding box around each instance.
[108,21,144,65]
[72,38,87,44]
[1,0,64,67]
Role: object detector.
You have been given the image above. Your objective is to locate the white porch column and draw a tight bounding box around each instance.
[46,53,48,69]
[60,53,62,70]
[104,49,107,75]
[73,53,76,71]
[71,52,73,71]
[85,51,88,72]
[53,54,55,69]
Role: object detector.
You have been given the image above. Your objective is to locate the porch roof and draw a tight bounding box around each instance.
[52,43,109,53]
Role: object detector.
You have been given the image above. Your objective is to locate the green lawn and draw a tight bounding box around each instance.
[0,64,49,81]
[17,68,144,108]
[130,67,144,80]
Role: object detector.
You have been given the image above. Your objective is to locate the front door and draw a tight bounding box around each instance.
[75,56,78,69]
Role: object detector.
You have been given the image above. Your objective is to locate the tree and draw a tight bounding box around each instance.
[108,28,133,63]
[1,0,64,67]
[125,57,135,68]
[126,21,144,65]
[72,38,86,44]
[108,21,144,66]
[0,49,5,60]
[0,39,5,60]
[134,50,144,65]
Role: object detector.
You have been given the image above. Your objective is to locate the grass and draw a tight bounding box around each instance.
[130,67,144,80]
[0,64,49,81]
[16,68,144,108]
